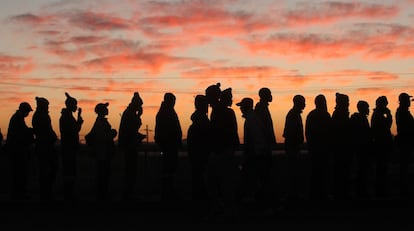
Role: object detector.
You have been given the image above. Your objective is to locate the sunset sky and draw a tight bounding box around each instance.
[1,0,413,143]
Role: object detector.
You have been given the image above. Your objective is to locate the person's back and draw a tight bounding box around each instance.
[371,96,392,198]
[154,93,182,201]
[305,94,331,200]
[32,98,57,146]
[350,101,371,147]
[331,93,351,148]
[155,94,182,149]
[350,100,373,199]
[331,93,353,200]
[32,97,58,200]
[187,95,211,202]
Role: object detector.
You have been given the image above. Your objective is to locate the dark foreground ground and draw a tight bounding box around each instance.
[1,145,414,229]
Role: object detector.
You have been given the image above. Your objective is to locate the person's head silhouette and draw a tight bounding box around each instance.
[314,94,327,112]
[65,92,78,112]
[398,92,412,108]
[205,83,221,105]
[293,95,306,112]
[220,88,233,107]
[95,102,109,117]
[236,97,254,116]
[195,95,208,114]
[259,88,272,103]
[375,96,388,109]
[357,100,369,116]
[35,97,49,112]
[18,102,33,117]
[163,93,176,108]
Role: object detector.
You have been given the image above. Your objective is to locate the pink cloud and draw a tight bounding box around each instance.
[82,52,200,74]
[283,2,399,26]
[0,54,33,75]
[240,23,414,60]
[66,10,133,31]
[9,13,52,25]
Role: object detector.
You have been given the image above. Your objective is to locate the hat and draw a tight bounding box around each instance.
[220,88,232,100]
[19,102,33,112]
[399,92,413,102]
[95,102,109,115]
[205,83,221,100]
[335,92,349,105]
[65,92,77,107]
[236,97,253,109]
[35,96,49,107]
[131,92,143,106]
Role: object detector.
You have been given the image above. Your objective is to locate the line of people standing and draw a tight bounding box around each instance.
[1,87,413,205]
[2,92,147,201]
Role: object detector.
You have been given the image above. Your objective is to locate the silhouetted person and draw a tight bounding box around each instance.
[32,97,58,200]
[283,95,306,201]
[118,92,146,200]
[205,84,239,219]
[236,98,268,207]
[59,92,83,200]
[187,95,211,201]
[305,94,332,201]
[350,100,373,199]
[395,93,414,199]
[331,92,352,200]
[5,102,35,200]
[371,96,393,198]
[0,128,3,155]
[0,128,3,147]
[254,87,276,205]
[86,103,117,200]
[155,93,182,201]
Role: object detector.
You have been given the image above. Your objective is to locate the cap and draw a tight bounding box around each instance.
[19,102,33,112]
[236,97,253,109]
[205,83,221,99]
[399,92,413,102]
[95,102,109,114]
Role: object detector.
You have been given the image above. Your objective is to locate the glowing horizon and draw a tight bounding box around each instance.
[1,0,414,143]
